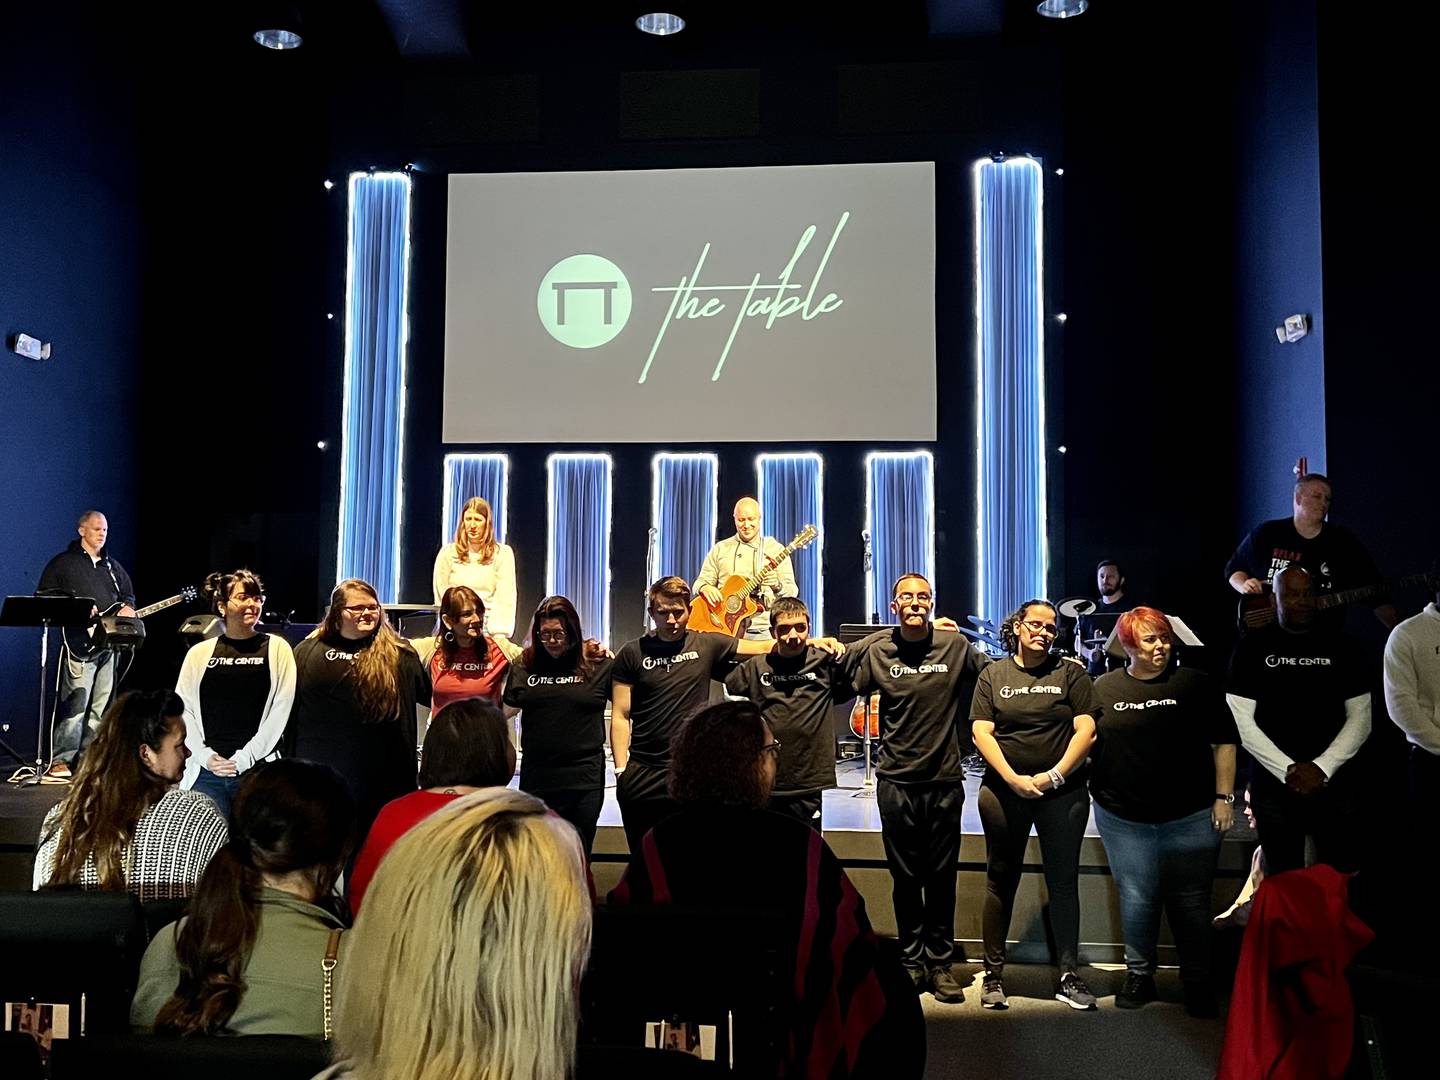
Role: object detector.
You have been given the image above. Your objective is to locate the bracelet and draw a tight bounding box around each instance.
[1047,768,1065,789]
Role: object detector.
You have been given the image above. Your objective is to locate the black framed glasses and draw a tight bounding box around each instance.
[343,604,382,616]
[538,629,569,643]
[1021,620,1057,635]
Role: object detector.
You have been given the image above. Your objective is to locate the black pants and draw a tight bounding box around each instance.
[977,778,1089,976]
[1248,770,1362,874]
[767,791,823,832]
[1410,746,1440,832]
[876,778,964,968]
[615,760,681,855]
[526,785,604,856]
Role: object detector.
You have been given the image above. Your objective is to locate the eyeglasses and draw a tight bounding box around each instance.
[229,593,265,604]
[762,739,782,758]
[343,605,382,616]
[896,592,932,604]
[538,629,569,643]
[1020,620,1057,636]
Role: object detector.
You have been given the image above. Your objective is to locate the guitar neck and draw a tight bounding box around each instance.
[135,594,186,619]
[1316,574,1428,609]
[741,538,807,596]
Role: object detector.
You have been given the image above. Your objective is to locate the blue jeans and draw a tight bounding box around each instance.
[1093,804,1221,982]
[52,650,116,765]
[191,769,240,819]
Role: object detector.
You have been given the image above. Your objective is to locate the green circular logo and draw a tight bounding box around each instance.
[537,254,632,349]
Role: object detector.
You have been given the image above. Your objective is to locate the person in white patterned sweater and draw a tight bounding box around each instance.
[34,689,228,900]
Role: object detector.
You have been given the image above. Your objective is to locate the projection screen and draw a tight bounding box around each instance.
[443,162,936,443]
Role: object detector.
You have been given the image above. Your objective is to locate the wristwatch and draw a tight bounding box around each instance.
[1214,792,1235,804]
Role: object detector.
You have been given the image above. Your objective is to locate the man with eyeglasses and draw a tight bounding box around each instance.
[841,573,990,1003]
[610,577,845,854]
[724,596,855,831]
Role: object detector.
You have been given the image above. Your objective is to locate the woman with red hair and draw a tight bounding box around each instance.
[1092,606,1238,1018]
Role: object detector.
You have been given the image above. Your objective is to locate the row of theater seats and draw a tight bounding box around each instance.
[0,891,789,1079]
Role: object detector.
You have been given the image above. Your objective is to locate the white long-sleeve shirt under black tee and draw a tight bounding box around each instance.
[1384,602,1440,755]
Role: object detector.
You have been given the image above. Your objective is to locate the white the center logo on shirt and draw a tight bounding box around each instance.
[1111,699,1178,711]
[998,684,1062,699]
[760,671,819,687]
[642,651,699,672]
[1264,655,1332,668]
[889,663,950,678]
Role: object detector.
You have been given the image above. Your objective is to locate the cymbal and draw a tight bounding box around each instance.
[1081,635,1108,648]
[1057,596,1096,619]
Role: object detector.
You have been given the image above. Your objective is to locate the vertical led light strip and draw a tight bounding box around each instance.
[756,452,825,635]
[546,452,613,647]
[865,450,936,620]
[974,157,1046,621]
[651,452,719,583]
[337,170,412,602]
[442,453,511,543]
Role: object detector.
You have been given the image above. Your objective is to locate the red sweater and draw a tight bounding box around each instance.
[1219,864,1373,1080]
[349,790,459,914]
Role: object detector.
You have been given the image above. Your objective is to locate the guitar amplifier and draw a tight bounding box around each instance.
[94,615,146,650]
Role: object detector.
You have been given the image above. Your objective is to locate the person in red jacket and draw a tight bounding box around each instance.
[1218,864,1373,1080]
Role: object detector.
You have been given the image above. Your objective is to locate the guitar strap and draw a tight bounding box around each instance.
[100,555,122,604]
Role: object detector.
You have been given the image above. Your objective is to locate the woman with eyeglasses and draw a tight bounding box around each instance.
[174,569,295,817]
[502,596,613,854]
[431,496,517,640]
[289,579,431,839]
[609,700,924,1080]
[971,599,1101,1012]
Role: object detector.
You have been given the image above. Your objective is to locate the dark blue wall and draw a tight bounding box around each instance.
[1231,0,1328,532]
[0,11,141,755]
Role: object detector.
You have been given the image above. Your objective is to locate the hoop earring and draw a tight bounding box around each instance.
[443,630,455,643]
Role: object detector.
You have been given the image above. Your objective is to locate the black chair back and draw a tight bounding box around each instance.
[50,1033,331,1080]
[0,890,147,1037]
[581,905,786,1074]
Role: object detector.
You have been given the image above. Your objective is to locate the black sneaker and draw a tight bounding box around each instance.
[1115,972,1157,1010]
[927,964,965,1004]
[1056,971,1098,1011]
[1183,980,1219,1019]
[980,974,1008,1010]
[905,965,927,994]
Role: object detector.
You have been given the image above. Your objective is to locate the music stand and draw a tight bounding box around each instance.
[1,595,96,784]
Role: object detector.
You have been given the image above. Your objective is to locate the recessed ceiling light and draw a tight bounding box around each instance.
[253,28,303,50]
[1037,0,1088,17]
[636,13,686,36]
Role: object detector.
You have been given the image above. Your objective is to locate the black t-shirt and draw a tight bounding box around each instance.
[1226,626,1369,776]
[843,628,989,784]
[290,632,431,832]
[724,646,854,796]
[504,657,614,792]
[1092,666,1237,823]
[971,654,1101,794]
[1076,595,1137,676]
[612,631,740,768]
[199,634,271,758]
[1225,518,1382,629]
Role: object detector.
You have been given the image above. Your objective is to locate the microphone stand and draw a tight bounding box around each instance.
[854,529,878,800]
[642,526,658,634]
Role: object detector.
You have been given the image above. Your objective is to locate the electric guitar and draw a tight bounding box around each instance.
[63,586,200,653]
[686,525,819,636]
[1236,573,1429,632]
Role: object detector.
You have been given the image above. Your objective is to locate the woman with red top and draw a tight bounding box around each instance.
[422,586,518,714]
[348,699,515,914]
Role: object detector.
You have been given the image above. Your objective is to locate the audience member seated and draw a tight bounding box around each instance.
[347,700,514,914]
[319,787,591,1079]
[131,759,356,1037]
[608,700,925,1080]
[34,689,228,900]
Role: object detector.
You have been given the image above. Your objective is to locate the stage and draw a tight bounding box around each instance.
[2,754,1256,966]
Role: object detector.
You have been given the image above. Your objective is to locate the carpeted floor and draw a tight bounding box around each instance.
[920,964,1226,1080]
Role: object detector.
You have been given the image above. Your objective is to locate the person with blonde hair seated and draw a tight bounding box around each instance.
[318,787,592,1080]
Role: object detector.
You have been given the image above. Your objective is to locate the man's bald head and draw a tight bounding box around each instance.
[734,498,761,543]
[1274,565,1315,631]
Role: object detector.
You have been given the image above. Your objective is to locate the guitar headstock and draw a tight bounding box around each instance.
[180,585,200,604]
[792,525,819,550]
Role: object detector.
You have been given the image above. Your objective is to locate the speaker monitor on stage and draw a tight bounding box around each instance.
[93,615,145,650]
[178,615,222,647]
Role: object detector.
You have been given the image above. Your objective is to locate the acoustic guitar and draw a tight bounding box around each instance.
[1236,573,1428,632]
[849,692,880,739]
[686,525,818,636]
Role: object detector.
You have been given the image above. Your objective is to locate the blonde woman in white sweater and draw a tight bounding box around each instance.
[431,496,517,639]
